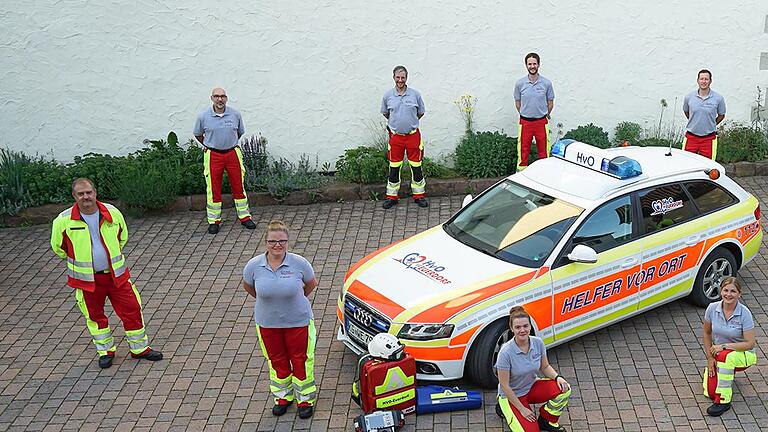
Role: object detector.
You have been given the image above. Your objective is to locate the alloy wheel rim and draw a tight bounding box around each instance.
[702,258,733,300]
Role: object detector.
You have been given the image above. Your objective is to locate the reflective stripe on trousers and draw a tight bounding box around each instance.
[498,379,570,432]
[203,147,252,224]
[255,320,317,404]
[386,129,425,200]
[703,349,757,404]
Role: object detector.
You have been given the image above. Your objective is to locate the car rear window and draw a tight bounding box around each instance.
[684,181,736,214]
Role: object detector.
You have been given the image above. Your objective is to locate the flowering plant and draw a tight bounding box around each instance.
[454,94,478,135]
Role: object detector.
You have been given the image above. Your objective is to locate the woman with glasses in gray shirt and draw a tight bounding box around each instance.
[242,220,319,419]
[702,276,757,417]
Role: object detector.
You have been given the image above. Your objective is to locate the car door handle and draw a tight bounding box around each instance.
[685,234,704,246]
[620,258,639,269]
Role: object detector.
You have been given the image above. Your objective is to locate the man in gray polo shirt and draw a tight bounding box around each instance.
[380,65,428,209]
[682,69,726,160]
[514,52,555,172]
[193,87,256,234]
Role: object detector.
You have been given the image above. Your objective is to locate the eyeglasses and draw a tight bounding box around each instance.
[266,240,288,246]
[212,95,228,99]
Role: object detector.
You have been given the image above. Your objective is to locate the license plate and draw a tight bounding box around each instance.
[347,321,374,347]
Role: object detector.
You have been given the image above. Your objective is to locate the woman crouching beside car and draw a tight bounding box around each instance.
[495,306,572,432]
[702,276,757,417]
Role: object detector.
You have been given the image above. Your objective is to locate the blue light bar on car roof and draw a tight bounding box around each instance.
[550,139,643,179]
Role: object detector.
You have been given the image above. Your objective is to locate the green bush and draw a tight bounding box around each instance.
[454,131,515,178]
[335,146,389,184]
[614,122,642,146]
[717,124,768,163]
[107,156,181,214]
[0,149,33,215]
[250,155,328,199]
[69,153,125,199]
[422,157,458,179]
[137,133,205,196]
[22,154,71,205]
[563,123,611,149]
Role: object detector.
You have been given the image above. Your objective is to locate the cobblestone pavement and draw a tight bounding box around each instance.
[1,177,766,432]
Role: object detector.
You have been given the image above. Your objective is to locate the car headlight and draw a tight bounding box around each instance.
[397,323,454,341]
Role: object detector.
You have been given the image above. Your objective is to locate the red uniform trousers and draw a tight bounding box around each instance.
[517,117,550,171]
[75,273,150,357]
[203,147,252,224]
[498,379,571,432]
[386,129,426,200]
[682,131,718,160]
[256,322,317,406]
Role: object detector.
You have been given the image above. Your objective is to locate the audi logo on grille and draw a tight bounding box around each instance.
[353,308,374,327]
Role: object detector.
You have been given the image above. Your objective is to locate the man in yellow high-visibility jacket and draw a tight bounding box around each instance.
[50,178,163,369]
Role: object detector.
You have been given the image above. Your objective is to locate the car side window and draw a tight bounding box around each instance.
[684,181,736,214]
[638,183,696,235]
[570,195,634,254]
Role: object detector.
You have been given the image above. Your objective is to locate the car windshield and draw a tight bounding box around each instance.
[444,180,583,267]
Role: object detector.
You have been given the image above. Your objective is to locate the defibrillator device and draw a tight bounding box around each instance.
[353,410,405,432]
[351,333,417,415]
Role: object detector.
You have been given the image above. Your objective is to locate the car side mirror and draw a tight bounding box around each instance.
[567,244,598,264]
[462,194,473,208]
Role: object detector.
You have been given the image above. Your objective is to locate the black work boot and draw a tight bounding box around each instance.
[382,199,398,209]
[98,355,113,369]
[272,400,293,416]
[297,404,314,419]
[707,402,731,417]
[538,416,567,432]
[241,219,256,229]
[208,224,220,234]
[414,197,429,208]
[131,349,163,361]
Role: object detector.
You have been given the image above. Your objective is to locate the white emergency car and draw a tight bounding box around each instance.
[337,140,763,388]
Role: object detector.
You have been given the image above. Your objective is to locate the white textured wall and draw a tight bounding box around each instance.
[1,1,766,165]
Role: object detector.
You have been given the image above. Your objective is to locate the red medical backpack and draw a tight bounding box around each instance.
[351,353,417,415]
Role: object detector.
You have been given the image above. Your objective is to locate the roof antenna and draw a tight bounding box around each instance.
[665,137,673,157]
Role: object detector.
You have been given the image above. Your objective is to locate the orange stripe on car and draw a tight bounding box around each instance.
[404,345,465,361]
[347,280,405,319]
[407,270,537,323]
[449,324,481,346]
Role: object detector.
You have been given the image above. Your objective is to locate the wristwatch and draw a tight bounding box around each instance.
[721,344,727,351]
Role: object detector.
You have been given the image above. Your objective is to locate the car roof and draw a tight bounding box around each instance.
[516,146,723,202]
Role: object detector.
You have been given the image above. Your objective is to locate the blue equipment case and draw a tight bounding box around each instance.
[415,385,482,414]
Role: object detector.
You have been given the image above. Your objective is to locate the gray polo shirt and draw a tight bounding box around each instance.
[380,87,425,134]
[495,336,545,397]
[193,106,245,150]
[514,75,555,119]
[243,252,315,328]
[704,301,754,349]
[683,90,726,136]
[81,211,109,272]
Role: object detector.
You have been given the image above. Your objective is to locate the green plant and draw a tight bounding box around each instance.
[21,154,70,205]
[137,133,205,196]
[241,134,269,188]
[250,155,328,199]
[716,123,768,163]
[563,123,611,149]
[614,122,643,146]
[107,156,181,213]
[0,148,32,215]
[69,153,125,199]
[335,146,389,184]
[454,94,478,136]
[363,119,390,153]
[454,131,515,178]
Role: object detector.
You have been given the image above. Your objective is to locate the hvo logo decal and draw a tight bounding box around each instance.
[394,252,452,285]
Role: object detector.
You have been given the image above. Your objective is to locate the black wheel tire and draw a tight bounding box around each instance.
[688,248,737,307]
[465,319,511,389]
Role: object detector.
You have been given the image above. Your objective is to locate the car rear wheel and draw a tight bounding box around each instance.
[688,248,737,307]
[465,319,512,389]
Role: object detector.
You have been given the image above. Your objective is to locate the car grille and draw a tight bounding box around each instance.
[344,294,391,339]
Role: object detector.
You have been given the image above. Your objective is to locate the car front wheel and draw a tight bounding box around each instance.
[465,319,512,389]
[688,248,737,307]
